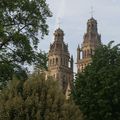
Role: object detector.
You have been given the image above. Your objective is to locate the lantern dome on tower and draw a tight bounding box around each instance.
[54,27,64,36]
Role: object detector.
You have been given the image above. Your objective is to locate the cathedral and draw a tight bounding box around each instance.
[46,17,101,95]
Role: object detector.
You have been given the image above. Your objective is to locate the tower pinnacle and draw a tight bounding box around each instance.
[47,28,73,96]
[57,17,61,28]
[77,17,101,73]
[90,6,94,18]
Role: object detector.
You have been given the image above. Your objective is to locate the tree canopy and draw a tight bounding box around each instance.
[0,0,52,89]
[73,41,120,120]
[0,74,83,120]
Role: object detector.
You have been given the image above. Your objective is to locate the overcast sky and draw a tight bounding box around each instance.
[38,0,120,71]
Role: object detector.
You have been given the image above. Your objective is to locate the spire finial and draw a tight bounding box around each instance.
[57,17,61,28]
[90,6,94,18]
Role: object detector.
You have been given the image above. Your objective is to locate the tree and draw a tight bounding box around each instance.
[0,74,83,120]
[0,0,52,89]
[73,41,120,120]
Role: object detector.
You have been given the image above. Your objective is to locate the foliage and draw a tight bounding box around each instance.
[73,41,120,120]
[0,0,52,89]
[0,74,83,120]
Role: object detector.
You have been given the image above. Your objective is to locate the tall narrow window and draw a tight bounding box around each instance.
[53,58,55,65]
[61,58,62,65]
[91,49,92,56]
[87,49,89,57]
[56,58,58,65]
[50,59,52,66]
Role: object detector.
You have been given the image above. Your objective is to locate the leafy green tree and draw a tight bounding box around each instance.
[73,41,120,120]
[0,74,83,120]
[0,0,52,89]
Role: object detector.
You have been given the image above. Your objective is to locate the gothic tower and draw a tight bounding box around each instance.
[77,17,101,73]
[47,27,73,96]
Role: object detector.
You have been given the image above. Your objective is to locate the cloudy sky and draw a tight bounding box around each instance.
[39,0,120,71]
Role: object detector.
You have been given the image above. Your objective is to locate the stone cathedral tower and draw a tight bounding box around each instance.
[77,17,101,73]
[47,27,73,96]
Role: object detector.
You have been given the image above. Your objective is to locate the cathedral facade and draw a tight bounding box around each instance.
[46,17,101,95]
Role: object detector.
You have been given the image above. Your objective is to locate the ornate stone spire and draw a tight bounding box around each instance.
[77,17,102,73]
[47,28,73,97]
[83,17,101,45]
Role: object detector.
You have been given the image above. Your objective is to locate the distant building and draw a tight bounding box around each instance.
[46,27,73,97]
[77,17,101,73]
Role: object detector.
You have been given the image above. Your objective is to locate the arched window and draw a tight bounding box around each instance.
[61,58,62,65]
[50,59,52,66]
[88,24,91,29]
[92,24,94,27]
[91,49,92,56]
[56,58,58,65]
[87,49,89,57]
